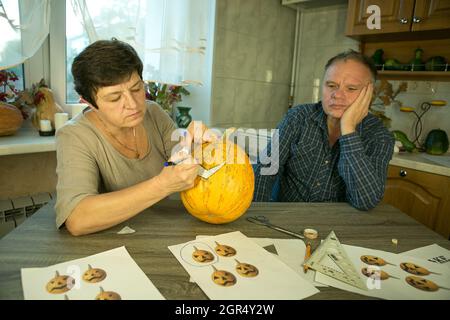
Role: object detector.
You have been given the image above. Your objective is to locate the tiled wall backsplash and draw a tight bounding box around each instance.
[294,4,450,143]
[211,0,296,129]
[383,81,450,144]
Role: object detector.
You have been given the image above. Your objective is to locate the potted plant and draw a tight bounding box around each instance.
[145,81,190,116]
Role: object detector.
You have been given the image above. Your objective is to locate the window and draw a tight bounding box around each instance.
[49,0,215,125]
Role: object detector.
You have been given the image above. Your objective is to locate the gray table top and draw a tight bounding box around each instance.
[1,199,449,300]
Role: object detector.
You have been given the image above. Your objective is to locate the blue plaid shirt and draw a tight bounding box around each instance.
[253,102,394,210]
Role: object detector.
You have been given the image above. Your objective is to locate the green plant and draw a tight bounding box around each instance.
[145,81,190,114]
[0,70,19,102]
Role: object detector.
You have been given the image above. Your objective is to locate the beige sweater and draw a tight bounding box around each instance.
[55,101,178,228]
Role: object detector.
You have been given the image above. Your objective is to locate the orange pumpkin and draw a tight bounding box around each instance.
[0,102,23,136]
[181,141,254,224]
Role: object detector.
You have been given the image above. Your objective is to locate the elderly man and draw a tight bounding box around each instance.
[253,50,394,210]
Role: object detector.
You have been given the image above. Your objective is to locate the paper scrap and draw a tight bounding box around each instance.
[117,226,136,234]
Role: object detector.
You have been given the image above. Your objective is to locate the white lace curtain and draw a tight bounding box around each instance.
[70,0,210,85]
[0,0,50,70]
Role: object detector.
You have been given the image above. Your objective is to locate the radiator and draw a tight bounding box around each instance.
[0,192,53,238]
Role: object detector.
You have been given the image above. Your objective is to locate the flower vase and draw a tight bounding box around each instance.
[176,106,192,128]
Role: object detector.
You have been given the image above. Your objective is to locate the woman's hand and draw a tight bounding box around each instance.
[156,159,199,195]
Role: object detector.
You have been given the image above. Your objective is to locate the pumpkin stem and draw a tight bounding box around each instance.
[212,265,218,271]
[88,264,92,269]
[234,259,240,264]
[99,286,104,293]
[55,271,60,277]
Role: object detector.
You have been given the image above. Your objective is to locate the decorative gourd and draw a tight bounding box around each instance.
[181,140,254,224]
[31,87,64,129]
[0,102,23,136]
[424,129,449,155]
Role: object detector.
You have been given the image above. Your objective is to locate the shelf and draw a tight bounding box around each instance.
[0,127,55,156]
[377,70,450,81]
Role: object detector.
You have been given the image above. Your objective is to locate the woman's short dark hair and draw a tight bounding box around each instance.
[324,49,377,82]
[71,38,143,108]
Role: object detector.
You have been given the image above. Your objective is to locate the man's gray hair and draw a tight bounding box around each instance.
[324,50,377,82]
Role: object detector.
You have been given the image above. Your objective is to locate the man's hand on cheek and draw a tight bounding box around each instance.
[340,83,373,135]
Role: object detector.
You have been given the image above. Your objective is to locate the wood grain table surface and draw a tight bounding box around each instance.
[1,199,449,300]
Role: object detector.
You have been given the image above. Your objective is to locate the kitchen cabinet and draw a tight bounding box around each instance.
[382,164,450,239]
[346,0,450,36]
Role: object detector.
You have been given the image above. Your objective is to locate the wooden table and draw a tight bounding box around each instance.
[1,200,449,300]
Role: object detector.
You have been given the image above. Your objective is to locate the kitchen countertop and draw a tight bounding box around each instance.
[390,152,450,177]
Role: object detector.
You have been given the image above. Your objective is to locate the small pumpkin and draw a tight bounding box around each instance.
[361,267,390,280]
[0,102,23,136]
[45,271,75,294]
[405,276,439,292]
[400,262,438,276]
[192,246,215,263]
[360,255,394,266]
[95,286,122,300]
[214,241,237,257]
[181,140,254,224]
[82,264,107,283]
[235,259,259,277]
[211,266,236,287]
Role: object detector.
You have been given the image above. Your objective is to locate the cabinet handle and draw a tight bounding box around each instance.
[399,170,407,177]
[413,16,421,23]
[399,18,409,24]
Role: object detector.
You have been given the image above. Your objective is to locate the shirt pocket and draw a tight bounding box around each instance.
[288,140,321,181]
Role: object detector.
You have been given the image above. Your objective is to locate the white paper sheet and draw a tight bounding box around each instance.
[314,244,450,300]
[193,236,327,287]
[21,246,165,300]
[169,231,320,300]
[402,244,450,269]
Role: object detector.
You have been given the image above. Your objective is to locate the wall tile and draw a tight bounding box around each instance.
[237,0,260,37]
[214,29,240,78]
[233,80,256,124]
[211,77,236,125]
[255,38,276,82]
[218,0,240,31]
[254,82,275,123]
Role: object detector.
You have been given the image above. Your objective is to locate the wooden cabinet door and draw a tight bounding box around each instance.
[346,0,415,35]
[412,0,450,31]
[383,165,450,238]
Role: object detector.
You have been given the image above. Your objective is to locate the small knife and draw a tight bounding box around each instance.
[164,161,225,179]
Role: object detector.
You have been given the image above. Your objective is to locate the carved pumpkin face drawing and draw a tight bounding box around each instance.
[361,267,390,280]
[360,255,392,266]
[405,276,439,292]
[400,262,431,276]
[82,264,107,283]
[192,246,214,263]
[235,259,259,277]
[211,266,236,287]
[214,241,236,257]
[95,287,122,300]
[46,271,75,294]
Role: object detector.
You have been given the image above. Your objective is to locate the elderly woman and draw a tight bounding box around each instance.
[55,39,209,236]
